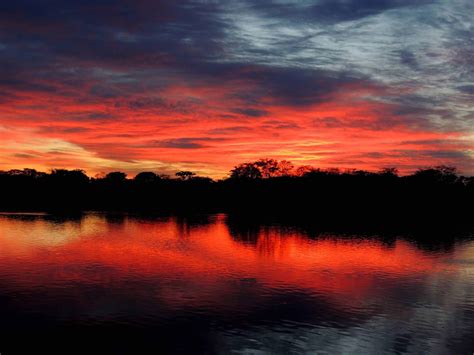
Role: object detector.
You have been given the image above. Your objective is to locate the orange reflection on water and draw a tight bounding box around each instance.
[0,213,457,308]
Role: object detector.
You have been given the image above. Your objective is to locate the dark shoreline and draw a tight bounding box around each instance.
[1,166,472,235]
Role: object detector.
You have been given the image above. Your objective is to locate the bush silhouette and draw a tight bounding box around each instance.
[0,161,471,231]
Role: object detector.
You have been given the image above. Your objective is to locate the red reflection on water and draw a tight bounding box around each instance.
[0,214,456,307]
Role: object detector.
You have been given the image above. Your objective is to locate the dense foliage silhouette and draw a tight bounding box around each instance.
[0,160,472,229]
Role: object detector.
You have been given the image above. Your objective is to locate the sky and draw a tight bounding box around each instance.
[0,0,473,178]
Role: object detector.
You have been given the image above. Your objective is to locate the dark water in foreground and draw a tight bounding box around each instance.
[0,213,473,354]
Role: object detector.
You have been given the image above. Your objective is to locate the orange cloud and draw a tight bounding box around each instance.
[1,79,472,177]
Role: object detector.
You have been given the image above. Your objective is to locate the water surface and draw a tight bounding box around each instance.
[0,213,473,354]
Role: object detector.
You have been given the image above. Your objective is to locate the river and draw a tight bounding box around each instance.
[0,212,473,354]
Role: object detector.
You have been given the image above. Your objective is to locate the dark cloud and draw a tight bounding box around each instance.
[0,0,228,105]
[0,0,374,111]
[155,138,206,149]
[262,120,300,130]
[239,0,433,24]
[249,67,363,106]
[208,126,251,135]
[419,150,473,161]
[219,65,369,107]
[231,108,268,117]
[39,126,91,134]
[399,139,462,146]
[13,153,37,159]
[153,139,207,149]
[146,137,227,149]
[312,116,407,131]
[314,117,345,129]
[115,96,200,114]
[457,85,474,95]
[399,50,419,70]
[61,112,116,122]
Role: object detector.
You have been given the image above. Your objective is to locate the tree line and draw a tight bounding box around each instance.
[0,159,472,229]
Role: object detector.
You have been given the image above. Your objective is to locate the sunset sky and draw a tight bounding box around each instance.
[1,0,473,177]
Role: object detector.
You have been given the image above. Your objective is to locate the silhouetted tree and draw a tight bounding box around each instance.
[255,158,280,178]
[5,169,26,176]
[325,168,341,175]
[465,176,474,189]
[105,171,127,182]
[50,169,89,184]
[346,169,376,177]
[134,171,159,183]
[176,171,196,180]
[295,165,317,176]
[276,160,294,176]
[230,159,295,179]
[413,166,459,184]
[379,167,399,177]
[230,163,262,179]
[189,176,213,183]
